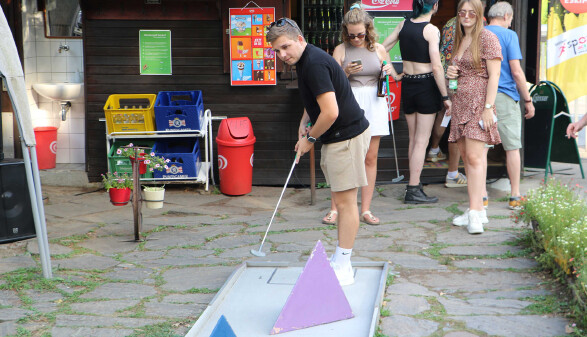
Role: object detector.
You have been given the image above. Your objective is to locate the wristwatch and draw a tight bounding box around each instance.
[307,136,317,143]
[442,96,450,101]
[484,103,494,109]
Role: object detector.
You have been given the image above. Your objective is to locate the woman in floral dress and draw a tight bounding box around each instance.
[446,0,502,234]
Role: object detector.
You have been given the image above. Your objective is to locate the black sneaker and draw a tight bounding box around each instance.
[404,185,439,204]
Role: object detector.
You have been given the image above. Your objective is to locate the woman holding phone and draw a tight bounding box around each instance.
[446,0,501,234]
[382,0,450,204]
[321,2,395,226]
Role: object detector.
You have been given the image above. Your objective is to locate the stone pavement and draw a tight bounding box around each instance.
[0,163,584,337]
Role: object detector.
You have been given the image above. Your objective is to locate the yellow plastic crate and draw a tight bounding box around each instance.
[104,94,157,134]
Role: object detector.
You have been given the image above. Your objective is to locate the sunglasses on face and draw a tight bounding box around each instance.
[269,18,302,33]
[348,33,366,40]
[458,10,477,18]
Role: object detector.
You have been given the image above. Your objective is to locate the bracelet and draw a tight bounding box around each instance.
[442,96,450,101]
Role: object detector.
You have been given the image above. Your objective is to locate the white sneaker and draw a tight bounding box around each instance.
[467,210,485,234]
[330,262,354,286]
[453,209,488,226]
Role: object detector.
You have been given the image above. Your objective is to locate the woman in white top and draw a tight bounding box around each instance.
[321,2,396,226]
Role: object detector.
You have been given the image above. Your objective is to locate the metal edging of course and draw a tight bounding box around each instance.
[525,80,584,181]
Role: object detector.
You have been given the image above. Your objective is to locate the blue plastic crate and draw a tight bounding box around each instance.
[154,91,204,132]
[152,139,201,179]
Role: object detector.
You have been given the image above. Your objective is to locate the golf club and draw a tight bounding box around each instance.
[251,155,298,257]
[383,61,404,183]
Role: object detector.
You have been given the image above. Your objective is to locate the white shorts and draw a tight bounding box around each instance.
[351,86,390,137]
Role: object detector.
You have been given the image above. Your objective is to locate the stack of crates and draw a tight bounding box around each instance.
[154,90,204,132]
[152,138,201,179]
[104,94,157,134]
[108,140,155,179]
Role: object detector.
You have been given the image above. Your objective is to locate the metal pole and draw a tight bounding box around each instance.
[132,147,142,241]
[310,147,316,205]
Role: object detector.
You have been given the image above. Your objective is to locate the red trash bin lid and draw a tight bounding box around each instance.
[216,117,256,146]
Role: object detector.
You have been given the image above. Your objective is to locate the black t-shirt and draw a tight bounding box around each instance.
[296,44,369,144]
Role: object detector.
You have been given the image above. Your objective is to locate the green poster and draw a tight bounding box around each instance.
[373,17,403,63]
[139,30,172,75]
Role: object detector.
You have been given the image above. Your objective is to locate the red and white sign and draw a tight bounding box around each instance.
[561,0,587,14]
[361,0,412,12]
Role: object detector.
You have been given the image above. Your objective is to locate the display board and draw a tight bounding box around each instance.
[360,0,412,11]
[229,7,277,86]
[139,30,172,75]
[373,17,403,63]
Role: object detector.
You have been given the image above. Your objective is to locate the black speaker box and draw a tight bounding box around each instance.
[0,159,36,243]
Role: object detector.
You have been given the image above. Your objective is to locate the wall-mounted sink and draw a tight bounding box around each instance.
[32,82,84,101]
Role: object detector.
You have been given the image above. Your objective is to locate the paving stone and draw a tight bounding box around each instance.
[70,300,140,315]
[275,242,317,252]
[120,251,165,264]
[80,283,157,300]
[54,255,119,270]
[386,280,439,297]
[162,265,236,291]
[144,301,205,318]
[467,289,551,300]
[51,327,134,337]
[439,245,523,256]
[103,267,155,281]
[361,251,447,270]
[166,248,215,258]
[146,256,226,267]
[32,301,60,313]
[451,315,568,337]
[142,229,206,250]
[439,296,532,315]
[0,290,21,306]
[265,230,330,244]
[0,308,33,320]
[218,245,262,259]
[204,234,259,249]
[78,237,140,254]
[413,270,541,293]
[453,257,539,269]
[437,228,517,245]
[161,293,215,304]
[380,315,439,337]
[26,240,73,255]
[353,237,397,252]
[0,321,16,336]
[0,255,36,273]
[386,294,430,315]
[23,289,63,302]
[55,314,164,328]
[444,331,480,337]
[250,252,303,263]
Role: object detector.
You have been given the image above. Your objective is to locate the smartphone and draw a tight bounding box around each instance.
[351,59,362,66]
[479,115,498,130]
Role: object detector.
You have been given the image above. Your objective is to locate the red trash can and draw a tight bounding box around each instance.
[34,127,58,170]
[216,117,256,195]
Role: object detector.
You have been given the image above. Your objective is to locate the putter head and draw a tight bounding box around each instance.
[250,249,266,257]
[392,175,405,183]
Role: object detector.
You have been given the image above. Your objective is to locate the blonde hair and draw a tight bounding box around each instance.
[341,2,378,52]
[454,0,485,69]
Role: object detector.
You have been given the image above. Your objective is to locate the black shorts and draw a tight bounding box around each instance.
[401,74,442,115]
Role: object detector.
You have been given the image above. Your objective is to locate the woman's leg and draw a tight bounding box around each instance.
[464,138,487,211]
[408,113,436,185]
[361,136,380,215]
[405,113,416,162]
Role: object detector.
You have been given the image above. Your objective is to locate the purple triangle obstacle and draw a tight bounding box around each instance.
[271,240,354,334]
[209,315,237,337]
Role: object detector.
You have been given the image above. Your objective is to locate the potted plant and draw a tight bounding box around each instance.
[102,172,133,206]
[117,143,169,174]
[143,185,165,209]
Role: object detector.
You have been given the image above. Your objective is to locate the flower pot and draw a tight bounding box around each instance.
[130,156,147,175]
[143,187,165,209]
[109,187,131,206]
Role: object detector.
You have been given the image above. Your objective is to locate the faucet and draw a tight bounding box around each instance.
[58,43,69,53]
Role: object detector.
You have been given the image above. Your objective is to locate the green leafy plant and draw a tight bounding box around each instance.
[117,143,169,172]
[101,172,133,191]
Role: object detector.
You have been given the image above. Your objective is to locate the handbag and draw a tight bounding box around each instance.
[377,66,387,97]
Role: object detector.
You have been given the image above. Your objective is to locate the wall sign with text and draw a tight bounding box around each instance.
[374,17,403,63]
[229,7,276,86]
[361,0,412,11]
[139,30,172,75]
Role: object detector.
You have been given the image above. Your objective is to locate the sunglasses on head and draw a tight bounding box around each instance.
[348,33,366,40]
[269,18,302,33]
[458,10,477,18]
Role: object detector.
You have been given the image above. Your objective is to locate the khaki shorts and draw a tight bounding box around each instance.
[320,128,370,192]
[495,93,522,151]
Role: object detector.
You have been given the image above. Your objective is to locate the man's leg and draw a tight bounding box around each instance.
[333,188,360,249]
[506,149,521,197]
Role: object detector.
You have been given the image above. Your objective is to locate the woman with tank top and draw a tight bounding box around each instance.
[382,0,452,204]
[320,3,395,226]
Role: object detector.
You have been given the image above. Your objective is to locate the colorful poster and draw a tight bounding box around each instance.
[361,0,412,12]
[374,17,403,63]
[139,30,172,75]
[229,7,276,86]
[545,1,587,102]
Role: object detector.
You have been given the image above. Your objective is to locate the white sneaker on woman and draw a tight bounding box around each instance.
[452,209,488,226]
[467,210,485,234]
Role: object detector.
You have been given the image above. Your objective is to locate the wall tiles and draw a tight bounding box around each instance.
[69,149,85,163]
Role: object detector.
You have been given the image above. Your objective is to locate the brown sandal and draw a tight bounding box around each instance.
[361,211,380,225]
[322,210,338,225]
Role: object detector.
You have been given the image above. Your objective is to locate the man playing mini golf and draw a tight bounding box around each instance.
[266,18,371,286]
